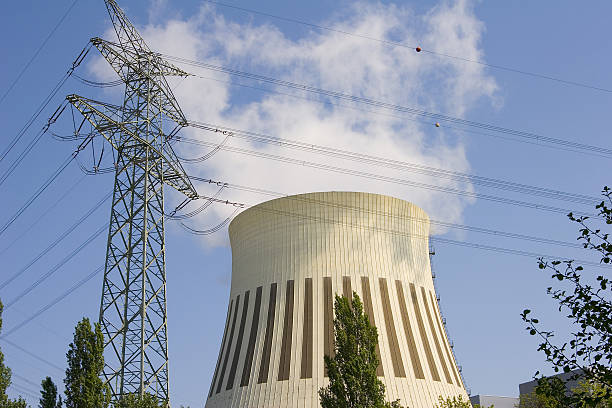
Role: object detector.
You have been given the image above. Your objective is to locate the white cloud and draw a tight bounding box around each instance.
[91,0,499,245]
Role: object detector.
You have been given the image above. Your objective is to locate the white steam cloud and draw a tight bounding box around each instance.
[91,0,498,245]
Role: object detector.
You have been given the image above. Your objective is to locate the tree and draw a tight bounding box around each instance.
[0,300,12,407]
[518,389,560,408]
[114,393,164,408]
[64,317,110,408]
[40,377,59,408]
[436,394,491,408]
[318,292,402,408]
[0,299,30,408]
[518,378,612,408]
[521,186,612,406]
[571,380,612,408]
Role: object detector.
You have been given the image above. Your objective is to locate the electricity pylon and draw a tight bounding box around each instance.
[66,0,197,403]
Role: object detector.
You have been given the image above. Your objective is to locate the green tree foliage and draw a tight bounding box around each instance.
[114,393,164,408]
[518,390,560,408]
[40,376,59,408]
[0,300,12,407]
[572,380,612,408]
[6,397,28,408]
[318,292,403,408]
[64,317,110,408]
[518,378,612,408]
[436,395,492,408]
[521,186,612,406]
[517,377,566,408]
[0,299,30,407]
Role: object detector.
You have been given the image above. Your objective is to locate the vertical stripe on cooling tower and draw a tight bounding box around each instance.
[216,294,240,393]
[278,280,295,381]
[342,276,352,301]
[300,278,313,379]
[227,290,250,390]
[361,277,384,376]
[241,286,263,387]
[257,283,277,384]
[427,289,461,385]
[395,281,425,379]
[421,286,453,384]
[323,277,333,377]
[379,278,406,377]
[409,283,440,382]
[208,299,234,397]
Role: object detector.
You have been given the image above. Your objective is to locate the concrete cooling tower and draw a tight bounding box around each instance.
[205,192,468,408]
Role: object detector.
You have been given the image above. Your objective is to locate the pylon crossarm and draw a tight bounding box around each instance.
[91,38,189,125]
[66,94,197,198]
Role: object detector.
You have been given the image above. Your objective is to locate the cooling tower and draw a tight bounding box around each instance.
[205,192,468,408]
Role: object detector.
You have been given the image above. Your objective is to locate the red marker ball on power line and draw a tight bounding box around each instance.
[416,46,422,52]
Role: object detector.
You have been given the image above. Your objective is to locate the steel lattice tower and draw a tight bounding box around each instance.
[66,0,197,403]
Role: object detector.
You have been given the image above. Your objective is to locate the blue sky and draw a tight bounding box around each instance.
[1,0,611,406]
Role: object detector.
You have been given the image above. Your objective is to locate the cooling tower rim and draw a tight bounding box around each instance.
[228,190,430,234]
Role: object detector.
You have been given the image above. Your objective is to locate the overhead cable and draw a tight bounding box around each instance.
[8,382,38,401]
[0,44,91,165]
[0,101,70,187]
[0,0,80,105]
[73,74,124,88]
[2,266,103,338]
[189,192,607,269]
[180,207,240,235]
[189,176,582,249]
[0,125,94,238]
[4,223,107,310]
[0,201,200,337]
[175,134,230,163]
[160,53,612,157]
[0,192,111,291]
[178,138,594,216]
[0,175,86,256]
[184,121,601,206]
[191,73,612,158]
[10,373,40,390]
[202,0,612,94]
[166,186,226,220]
[0,338,63,373]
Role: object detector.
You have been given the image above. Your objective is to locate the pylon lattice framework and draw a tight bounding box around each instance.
[67,0,197,402]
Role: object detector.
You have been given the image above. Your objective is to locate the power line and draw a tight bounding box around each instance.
[4,223,107,310]
[11,373,40,390]
[160,55,612,157]
[178,138,594,216]
[0,0,80,105]
[0,153,76,237]
[0,44,90,166]
[0,130,94,238]
[202,0,612,94]
[191,73,612,159]
[0,174,87,256]
[3,266,103,338]
[0,200,193,333]
[184,121,600,206]
[187,191,608,268]
[189,176,583,250]
[0,192,111,291]
[0,338,63,373]
[8,382,39,401]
